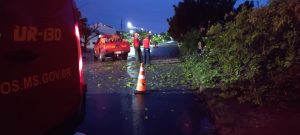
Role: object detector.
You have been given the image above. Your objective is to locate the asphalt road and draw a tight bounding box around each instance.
[75,41,215,135]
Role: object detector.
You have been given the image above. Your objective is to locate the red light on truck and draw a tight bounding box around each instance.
[75,23,84,93]
[75,24,80,39]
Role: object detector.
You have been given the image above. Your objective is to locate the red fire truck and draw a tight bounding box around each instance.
[0,0,86,134]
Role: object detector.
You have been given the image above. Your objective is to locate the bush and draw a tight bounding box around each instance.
[151,33,172,44]
[179,29,201,55]
[182,0,300,105]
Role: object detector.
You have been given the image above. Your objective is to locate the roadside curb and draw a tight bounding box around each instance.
[151,58,181,64]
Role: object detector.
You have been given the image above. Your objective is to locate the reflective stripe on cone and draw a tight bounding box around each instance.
[135,63,146,94]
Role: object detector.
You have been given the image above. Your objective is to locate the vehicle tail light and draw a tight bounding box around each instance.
[75,23,85,93]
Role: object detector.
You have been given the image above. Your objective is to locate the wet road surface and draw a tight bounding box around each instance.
[75,42,215,135]
[76,92,215,135]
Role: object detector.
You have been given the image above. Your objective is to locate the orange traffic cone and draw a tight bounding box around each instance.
[135,63,146,94]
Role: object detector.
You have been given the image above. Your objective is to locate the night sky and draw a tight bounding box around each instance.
[75,0,268,33]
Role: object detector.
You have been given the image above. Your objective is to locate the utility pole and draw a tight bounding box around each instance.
[121,19,123,31]
[257,0,260,8]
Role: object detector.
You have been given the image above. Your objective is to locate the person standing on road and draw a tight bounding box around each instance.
[143,34,151,64]
[133,32,142,63]
[154,41,158,48]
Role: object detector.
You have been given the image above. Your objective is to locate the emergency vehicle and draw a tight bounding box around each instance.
[94,34,130,61]
[0,0,87,134]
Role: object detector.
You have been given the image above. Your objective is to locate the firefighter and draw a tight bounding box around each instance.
[133,32,142,63]
[143,34,151,64]
[154,41,158,48]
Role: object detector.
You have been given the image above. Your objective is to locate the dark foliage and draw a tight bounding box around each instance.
[182,0,300,105]
[167,0,236,41]
[74,8,100,51]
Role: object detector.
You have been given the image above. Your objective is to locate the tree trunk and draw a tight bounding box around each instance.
[82,36,88,52]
